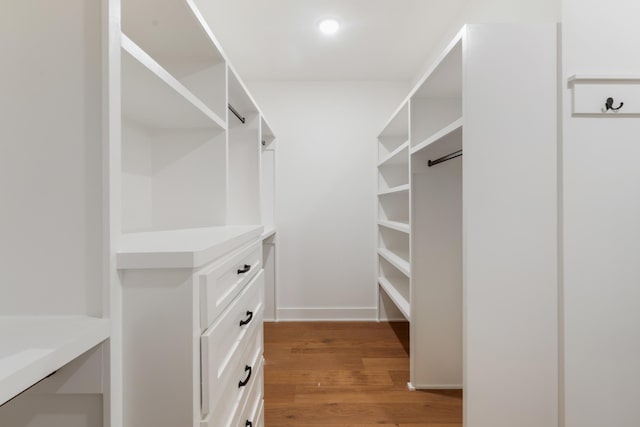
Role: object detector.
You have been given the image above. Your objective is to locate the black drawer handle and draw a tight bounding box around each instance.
[237,264,251,274]
[245,421,252,427]
[238,365,252,388]
[239,310,254,327]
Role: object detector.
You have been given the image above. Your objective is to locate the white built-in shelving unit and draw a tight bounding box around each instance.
[2,0,277,425]
[376,27,464,390]
[376,25,559,414]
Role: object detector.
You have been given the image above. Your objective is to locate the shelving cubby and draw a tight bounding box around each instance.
[228,68,262,225]
[378,227,411,277]
[122,0,228,121]
[0,0,111,424]
[410,39,462,150]
[378,258,411,320]
[121,35,228,233]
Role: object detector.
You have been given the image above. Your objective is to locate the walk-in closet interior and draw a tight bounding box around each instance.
[2,0,639,426]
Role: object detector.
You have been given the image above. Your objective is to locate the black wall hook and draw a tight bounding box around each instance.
[605,97,624,111]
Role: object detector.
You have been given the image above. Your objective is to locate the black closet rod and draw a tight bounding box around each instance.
[228,103,246,124]
[428,150,463,167]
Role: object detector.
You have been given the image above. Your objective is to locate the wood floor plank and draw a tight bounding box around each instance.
[264,321,463,426]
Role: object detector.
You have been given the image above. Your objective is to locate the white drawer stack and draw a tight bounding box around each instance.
[200,241,265,427]
[118,226,265,427]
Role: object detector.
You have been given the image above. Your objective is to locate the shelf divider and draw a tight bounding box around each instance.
[379,220,410,234]
[378,184,410,196]
[411,118,463,155]
[121,33,227,131]
[378,277,410,320]
[378,248,410,278]
[0,316,110,406]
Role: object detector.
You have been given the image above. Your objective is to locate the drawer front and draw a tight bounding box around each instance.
[201,272,264,417]
[230,357,264,427]
[201,332,264,425]
[200,240,262,329]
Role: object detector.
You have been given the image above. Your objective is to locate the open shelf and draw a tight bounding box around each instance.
[122,0,227,119]
[410,40,462,148]
[378,103,409,160]
[121,34,225,131]
[117,226,263,269]
[378,141,409,167]
[411,118,463,155]
[378,248,410,278]
[378,184,410,196]
[379,191,409,224]
[0,316,110,406]
[378,276,410,320]
[379,220,410,234]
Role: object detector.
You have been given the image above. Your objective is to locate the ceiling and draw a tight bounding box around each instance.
[196,0,467,82]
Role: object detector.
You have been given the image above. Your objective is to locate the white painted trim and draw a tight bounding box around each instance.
[276,307,378,321]
[413,383,463,390]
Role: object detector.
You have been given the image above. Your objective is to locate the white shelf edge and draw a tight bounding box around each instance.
[568,75,640,84]
[117,226,263,270]
[261,227,276,240]
[378,184,410,196]
[378,277,410,320]
[378,141,410,168]
[0,316,110,406]
[121,33,227,131]
[378,220,410,234]
[378,248,410,278]
[411,118,463,155]
[378,101,409,139]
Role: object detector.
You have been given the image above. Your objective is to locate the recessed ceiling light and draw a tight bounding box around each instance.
[318,18,340,35]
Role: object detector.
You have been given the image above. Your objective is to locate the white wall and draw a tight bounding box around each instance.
[247,81,407,320]
[561,1,640,425]
[411,0,560,86]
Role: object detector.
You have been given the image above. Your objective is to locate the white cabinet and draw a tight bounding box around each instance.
[115,0,276,424]
[377,25,559,420]
[118,230,264,427]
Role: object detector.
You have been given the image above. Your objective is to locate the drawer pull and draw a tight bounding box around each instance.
[237,264,251,274]
[239,310,254,327]
[245,422,252,427]
[238,365,252,388]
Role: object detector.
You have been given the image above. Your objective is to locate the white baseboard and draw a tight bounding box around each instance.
[275,307,378,321]
[409,382,463,390]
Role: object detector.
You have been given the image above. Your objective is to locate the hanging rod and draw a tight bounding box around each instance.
[428,150,462,167]
[228,103,246,124]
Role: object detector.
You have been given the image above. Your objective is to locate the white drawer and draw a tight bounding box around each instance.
[200,240,262,330]
[201,271,264,417]
[201,335,264,426]
[230,357,264,427]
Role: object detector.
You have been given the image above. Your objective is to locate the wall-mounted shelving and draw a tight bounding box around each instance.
[0,317,110,406]
[122,0,227,120]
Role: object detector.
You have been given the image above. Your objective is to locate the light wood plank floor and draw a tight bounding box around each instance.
[264,321,462,426]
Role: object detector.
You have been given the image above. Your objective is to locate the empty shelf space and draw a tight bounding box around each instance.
[117,225,263,269]
[379,220,410,234]
[378,276,410,320]
[411,118,463,155]
[378,141,409,167]
[0,316,110,406]
[378,184,410,196]
[121,34,226,131]
[378,248,410,278]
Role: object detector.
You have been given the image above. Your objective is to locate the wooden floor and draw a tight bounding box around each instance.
[264,321,462,426]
